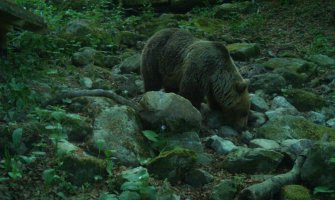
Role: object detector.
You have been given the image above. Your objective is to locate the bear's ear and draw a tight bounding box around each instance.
[235,79,249,93]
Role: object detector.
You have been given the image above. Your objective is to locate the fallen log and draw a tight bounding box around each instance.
[237,154,306,200]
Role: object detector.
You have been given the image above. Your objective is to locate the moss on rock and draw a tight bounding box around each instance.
[280,185,312,200]
[283,89,327,112]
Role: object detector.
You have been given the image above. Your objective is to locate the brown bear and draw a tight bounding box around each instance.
[141,28,250,130]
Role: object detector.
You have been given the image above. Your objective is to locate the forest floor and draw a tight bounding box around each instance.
[0,0,334,199]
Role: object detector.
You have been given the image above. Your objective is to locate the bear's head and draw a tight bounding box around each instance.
[219,79,250,131]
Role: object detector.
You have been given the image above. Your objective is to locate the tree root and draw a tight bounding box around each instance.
[45,89,142,112]
[237,154,306,200]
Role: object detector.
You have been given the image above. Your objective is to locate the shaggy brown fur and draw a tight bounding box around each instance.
[141,28,250,130]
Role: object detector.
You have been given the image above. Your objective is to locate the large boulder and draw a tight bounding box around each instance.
[301,142,335,190]
[223,147,284,174]
[256,115,335,141]
[283,89,327,112]
[139,91,202,133]
[91,105,148,166]
[263,57,316,76]
[147,148,196,183]
[249,73,286,94]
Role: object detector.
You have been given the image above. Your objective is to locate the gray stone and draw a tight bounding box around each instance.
[184,169,214,187]
[213,1,252,18]
[147,148,196,184]
[164,131,203,153]
[241,131,254,144]
[112,74,144,97]
[249,139,280,150]
[281,139,313,159]
[326,118,335,128]
[72,47,97,67]
[308,54,335,67]
[250,93,269,112]
[217,126,239,138]
[65,19,91,36]
[306,111,326,125]
[263,57,316,75]
[91,105,147,166]
[140,91,202,133]
[58,140,106,185]
[223,147,284,174]
[271,96,298,110]
[301,142,335,190]
[210,180,237,200]
[227,43,260,61]
[265,108,300,121]
[256,115,335,141]
[248,110,267,127]
[206,135,237,155]
[119,53,141,74]
[249,73,286,94]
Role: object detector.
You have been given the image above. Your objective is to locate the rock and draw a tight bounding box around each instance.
[115,31,146,47]
[119,53,141,74]
[56,139,80,156]
[256,115,335,141]
[306,111,326,124]
[210,180,237,200]
[59,142,106,185]
[271,96,298,110]
[249,139,280,150]
[248,110,267,127]
[119,191,141,200]
[213,1,252,18]
[263,58,316,76]
[91,105,147,166]
[241,131,254,144]
[139,91,202,133]
[147,148,196,183]
[265,108,300,121]
[112,74,144,97]
[281,139,313,159]
[164,131,203,153]
[217,126,239,138]
[274,68,308,86]
[249,73,286,94]
[72,47,105,67]
[68,96,116,116]
[301,142,335,190]
[206,135,237,155]
[65,19,92,37]
[283,89,327,112]
[280,185,312,200]
[223,147,284,174]
[308,54,335,67]
[72,47,97,67]
[184,168,214,187]
[250,93,269,112]
[80,77,93,88]
[104,55,121,69]
[326,118,335,128]
[227,43,260,61]
[156,180,180,200]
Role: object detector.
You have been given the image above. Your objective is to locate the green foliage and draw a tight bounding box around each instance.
[313,186,335,194]
[142,130,159,142]
[230,13,265,35]
[309,35,335,56]
[120,167,156,199]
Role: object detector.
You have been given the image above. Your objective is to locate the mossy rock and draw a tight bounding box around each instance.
[147,147,196,183]
[222,147,284,174]
[263,58,316,76]
[115,31,146,47]
[283,89,327,112]
[256,115,335,141]
[301,142,335,190]
[274,68,308,86]
[61,151,106,186]
[280,185,312,200]
[227,43,260,61]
